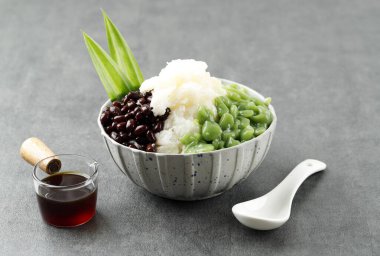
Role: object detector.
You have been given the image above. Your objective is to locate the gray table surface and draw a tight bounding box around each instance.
[1,0,379,255]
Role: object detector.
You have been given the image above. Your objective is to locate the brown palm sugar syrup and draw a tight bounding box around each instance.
[36,172,97,227]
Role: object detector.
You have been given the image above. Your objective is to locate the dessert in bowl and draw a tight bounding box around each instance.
[98,78,276,200]
[85,12,276,200]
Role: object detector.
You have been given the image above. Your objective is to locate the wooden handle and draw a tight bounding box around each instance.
[20,137,61,174]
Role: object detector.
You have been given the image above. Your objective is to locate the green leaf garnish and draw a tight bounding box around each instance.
[83,32,132,101]
[102,10,144,91]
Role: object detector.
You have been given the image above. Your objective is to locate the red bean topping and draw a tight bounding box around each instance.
[134,125,148,136]
[109,106,121,116]
[126,119,136,132]
[146,143,156,152]
[132,106,141,116]
[116,122,127,132]
[111,122,118,131]
[113,115,126,123]
[136,136,148,145]
[100,112,111,126]
[141,105,150,115]
[137,97,147,105]
[105,126,113,134]
[135,112,144,122]
[122,97,129,104]
[121,105,129,114]
[153,122,164,133]
[161,108,170,120]
[146,130,156,142]
[127,91,140,101]
[112,101,122,108]
[100,91,171,152]
[119,132,130,141]
[125,112,134,120]
[147,113,156,124]
[126,100,137,110]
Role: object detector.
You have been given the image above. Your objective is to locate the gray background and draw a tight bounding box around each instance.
[0,0,379,255]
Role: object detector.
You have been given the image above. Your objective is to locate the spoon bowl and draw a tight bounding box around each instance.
[232,159,327,230]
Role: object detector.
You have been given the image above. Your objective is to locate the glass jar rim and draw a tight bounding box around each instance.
[32,154,99,189]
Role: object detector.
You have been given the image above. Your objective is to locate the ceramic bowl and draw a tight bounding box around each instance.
[97,79,277,200]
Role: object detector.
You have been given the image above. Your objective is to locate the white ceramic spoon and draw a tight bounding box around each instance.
[232,159,327,230]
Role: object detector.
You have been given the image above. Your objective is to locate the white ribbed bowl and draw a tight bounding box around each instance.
[98,79,277,200]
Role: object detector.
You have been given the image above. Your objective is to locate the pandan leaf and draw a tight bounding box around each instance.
[102,10,144,90]
[83,32,132,101]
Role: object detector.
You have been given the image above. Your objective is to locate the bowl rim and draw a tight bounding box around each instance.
[97,78,277,155]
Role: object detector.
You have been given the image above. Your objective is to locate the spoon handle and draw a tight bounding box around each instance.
[20,137,61,174]
[273,159,327,199]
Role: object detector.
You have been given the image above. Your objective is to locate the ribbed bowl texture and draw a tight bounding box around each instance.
[98,79,277,200]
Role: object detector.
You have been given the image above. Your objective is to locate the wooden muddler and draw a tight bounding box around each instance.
[20,137,61,174]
